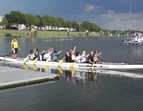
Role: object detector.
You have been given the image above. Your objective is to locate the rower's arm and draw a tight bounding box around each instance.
[58,51,62,54]
[73,46,76,52]
[89,59,94,64]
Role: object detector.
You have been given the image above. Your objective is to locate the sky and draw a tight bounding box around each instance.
[0,0,143,30]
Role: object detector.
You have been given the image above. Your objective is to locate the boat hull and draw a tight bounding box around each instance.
[122,42,143,45]
[0,57,143,70]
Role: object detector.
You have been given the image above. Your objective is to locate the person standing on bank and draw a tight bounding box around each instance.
[11,37,20,59]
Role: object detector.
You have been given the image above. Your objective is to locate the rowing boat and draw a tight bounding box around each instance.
[1,58,143,79]
[0,56,143,70]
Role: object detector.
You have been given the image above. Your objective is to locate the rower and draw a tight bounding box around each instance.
[51,50,62,62]
[70,46,76,62]
[81,51,89,63]
[28,50,35,60]
[75,52,82,62]
[33,48,39,60]
[93,51,102,64]
[43,48,53,61]
[65,51,72,62]
[88,51,94,64]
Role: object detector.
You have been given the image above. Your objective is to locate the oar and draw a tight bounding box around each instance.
[7,51,13,56]
[57,57,65,66]
[69,68,76,74]
[57,67,64,74]
[32,65,38,71]
[69,62,76,68]
[23,56,29,63]
[91,63,95,72]
[93,74,97,80]
[45,59,48,65]
[3,56,6,61]
[44,59,49,71]
[44,65,49,71]
[23,64,29,70]
[32,57,38,64]
[0,51,13,57]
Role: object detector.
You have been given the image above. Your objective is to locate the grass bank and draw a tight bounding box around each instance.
[0,29,100,38]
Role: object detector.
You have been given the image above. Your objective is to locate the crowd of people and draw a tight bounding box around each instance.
[124,33,143,43]
[64,48,102,64]
[27,46,102,64]
[27,48,62,61]
[10,38,102,64]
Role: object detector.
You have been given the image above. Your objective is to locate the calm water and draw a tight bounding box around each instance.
[0,37,143,111]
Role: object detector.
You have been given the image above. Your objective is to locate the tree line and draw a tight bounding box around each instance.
[0,11,101,32]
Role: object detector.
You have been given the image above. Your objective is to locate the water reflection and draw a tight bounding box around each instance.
[0,61,99,85]
[27,37,75,43]
[41,37,74,42]
[23,64,98,85]
[28,65,98,84]
[23,65,59,74]
[28,65,98,85]
[20,62,143,79]
[64,69,98,85]
[126,46,143,64]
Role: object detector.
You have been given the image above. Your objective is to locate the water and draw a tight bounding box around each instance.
[0,36,143,111]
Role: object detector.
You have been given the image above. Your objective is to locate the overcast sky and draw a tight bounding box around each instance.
[0,0,143,30]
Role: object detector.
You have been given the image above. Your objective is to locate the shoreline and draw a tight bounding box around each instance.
[0,29,104,38]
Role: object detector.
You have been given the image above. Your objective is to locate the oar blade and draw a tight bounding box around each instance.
[45,59,48,65]
[57,67,64,74]
[32,57,38,64]
[58,59,64,66]
[32,65,38,71]
[69,68,76,73]
[23,64,29,70]
[91,64,95,72]
[69,62,76,68]
[44,65,48,71]
[23,56,29,63]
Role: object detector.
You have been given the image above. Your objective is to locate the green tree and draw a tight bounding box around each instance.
[0,17,8,27]
[42,15,51,26]
[71,21,80,31]
[3,10,105,33]
[25,14,40,26]
[57,18,66,27]
[37,15,44,27]
[42,15,67,28]
[80,21,101,32]
[5,11,26,25]
[66,21,72,28]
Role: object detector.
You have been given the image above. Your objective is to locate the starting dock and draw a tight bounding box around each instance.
[0,65,59,89]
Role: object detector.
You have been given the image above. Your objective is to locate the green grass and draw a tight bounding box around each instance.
[0,29,30,38]
[0,29,101,38]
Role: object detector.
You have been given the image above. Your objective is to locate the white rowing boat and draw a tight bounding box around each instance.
[0,56,143,70]
[2,59,143,79]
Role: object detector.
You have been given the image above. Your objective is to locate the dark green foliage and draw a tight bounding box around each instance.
[1,11,101,32]
[5,33,12,37]
[5,11,26,24]
[80,21,101,32]
[25,14,40,26]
